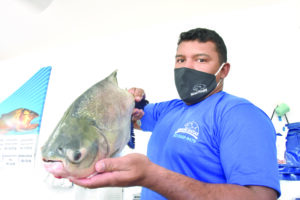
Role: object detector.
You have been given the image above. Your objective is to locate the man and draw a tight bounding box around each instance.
[70,28,281,199]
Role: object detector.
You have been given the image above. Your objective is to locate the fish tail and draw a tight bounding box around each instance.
[127,122,135,149]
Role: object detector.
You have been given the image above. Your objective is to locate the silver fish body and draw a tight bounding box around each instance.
[41,70,134,178]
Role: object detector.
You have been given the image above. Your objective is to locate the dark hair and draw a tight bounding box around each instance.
[178,28,227,64]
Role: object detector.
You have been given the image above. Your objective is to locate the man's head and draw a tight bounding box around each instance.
[177,28,227,65]
[174,28,230,104]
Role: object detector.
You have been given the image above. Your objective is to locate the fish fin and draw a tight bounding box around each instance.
[106,70,118,85]
[127,122,135,149]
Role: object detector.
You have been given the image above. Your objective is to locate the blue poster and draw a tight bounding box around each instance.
[0,66,51,167]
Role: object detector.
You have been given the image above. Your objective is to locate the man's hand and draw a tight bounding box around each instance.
[69,153,152,189]
[128,87,145,102]
[128,88,146,128]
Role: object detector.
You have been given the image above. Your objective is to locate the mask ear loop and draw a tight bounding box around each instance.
[215,62,226,87]
[215,62,226,76]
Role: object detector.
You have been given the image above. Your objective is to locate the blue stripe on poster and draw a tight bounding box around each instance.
[0,66,52,135]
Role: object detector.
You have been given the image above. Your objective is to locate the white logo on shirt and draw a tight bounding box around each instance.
[174,121,200,143]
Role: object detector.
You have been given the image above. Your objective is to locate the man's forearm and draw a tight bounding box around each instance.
[141,163,277,200]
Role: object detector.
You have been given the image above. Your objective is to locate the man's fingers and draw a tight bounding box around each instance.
[70,154,148,188]
[128,88,145,102]
[70,172,115,189]
[132,108,144,121]
[69,177,95,188]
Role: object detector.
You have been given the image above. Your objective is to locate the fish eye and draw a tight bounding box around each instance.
[66,148,86,164]
[57,147,64,155]
[73,151,82,161]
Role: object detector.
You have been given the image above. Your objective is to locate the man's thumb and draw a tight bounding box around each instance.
[95,160,106,172]
[95,158,119,173]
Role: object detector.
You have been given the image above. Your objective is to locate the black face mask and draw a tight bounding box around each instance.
[174,63,224,105]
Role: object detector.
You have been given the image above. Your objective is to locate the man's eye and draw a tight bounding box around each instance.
[176,59,185,63]
[197,58,206,62]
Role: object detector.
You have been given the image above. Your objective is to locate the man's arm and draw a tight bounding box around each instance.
[70,153,277,200]
[145,159,277,200]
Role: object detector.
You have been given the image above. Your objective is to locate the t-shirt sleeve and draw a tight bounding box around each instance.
[219,103,281,195]
[140,103,157,131]
[140,100,181,132]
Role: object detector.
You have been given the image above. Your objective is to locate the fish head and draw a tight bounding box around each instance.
[18,109,39,130]
[41,117,109,178]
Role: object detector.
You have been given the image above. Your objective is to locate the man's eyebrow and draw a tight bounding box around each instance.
[175,53,210,58]
[194,53,210,57]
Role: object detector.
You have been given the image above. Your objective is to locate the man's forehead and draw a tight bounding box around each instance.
[176,41,217,54]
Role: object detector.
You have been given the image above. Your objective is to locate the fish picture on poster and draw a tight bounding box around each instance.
[0,108,39,134]
[0,66,51,168]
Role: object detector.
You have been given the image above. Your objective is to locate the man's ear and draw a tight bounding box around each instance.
[221,63,230,79]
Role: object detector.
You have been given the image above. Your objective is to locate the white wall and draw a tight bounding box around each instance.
[0,0,300,199]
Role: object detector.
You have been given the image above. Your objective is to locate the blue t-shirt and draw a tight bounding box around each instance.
[140,91,281,199]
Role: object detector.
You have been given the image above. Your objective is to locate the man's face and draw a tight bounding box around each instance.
[175,40,220,74]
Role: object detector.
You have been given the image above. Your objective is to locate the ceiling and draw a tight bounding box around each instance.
[0,0,288,60]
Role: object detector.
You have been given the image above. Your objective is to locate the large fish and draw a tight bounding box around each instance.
[41,70,135,179]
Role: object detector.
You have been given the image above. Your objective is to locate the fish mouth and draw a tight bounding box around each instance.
[42,158,61,163]
[42,158,67,179]
[25,114,39,129]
